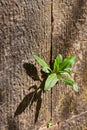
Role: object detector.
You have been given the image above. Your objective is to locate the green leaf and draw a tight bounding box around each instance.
[42,67,50,73]
[61,77,78,92]
[73,82,78,92]
[47,121,52,128]
[64,68,72,75]
[60,56,76,70]
[59,68,72,76]
[44,73,58,91]
[53,54,63,72]
[33,55,52,73]
[59,71,70,77]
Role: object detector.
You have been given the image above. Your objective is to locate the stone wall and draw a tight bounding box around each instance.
[0,0,87,130]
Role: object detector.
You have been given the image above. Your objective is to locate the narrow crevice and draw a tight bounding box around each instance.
[50,0,54,67]
[50,0,54,121]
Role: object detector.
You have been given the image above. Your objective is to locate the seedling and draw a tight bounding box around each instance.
[33,54,78,92]
[47,121,52,128]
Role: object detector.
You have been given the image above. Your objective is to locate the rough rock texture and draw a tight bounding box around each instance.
[0,0,87,130]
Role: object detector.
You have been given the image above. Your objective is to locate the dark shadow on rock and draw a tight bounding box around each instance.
[34,79,46,123]
[14,85,37,117]
[23,63,40,81]
[8,117,19,130]
[40,70,48,80]
[14,67,47,123]
[0,89,5,106]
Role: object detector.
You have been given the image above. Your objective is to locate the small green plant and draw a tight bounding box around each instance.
[33,54,78,92]
[47,121,52,128]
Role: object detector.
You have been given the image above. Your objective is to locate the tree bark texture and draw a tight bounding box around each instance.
[0,0,87,130]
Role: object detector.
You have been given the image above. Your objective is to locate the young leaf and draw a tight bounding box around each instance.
[60,56,76,70]
[59,71,71,77]
[64,68,72,75]
[73,82,78,92]
[47,121,52,128]
[42,67,50,73]
[53,54,63,73]
[33,55,52,73]
[44,73,58,91]
[61,77,78,92]
[59,68,72,76]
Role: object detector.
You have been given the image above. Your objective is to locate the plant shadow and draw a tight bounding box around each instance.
[7,117,19,130]
[14,63,47,124]
[23,63,40,81]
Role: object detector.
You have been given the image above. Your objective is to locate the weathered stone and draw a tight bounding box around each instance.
[0,0,87,130]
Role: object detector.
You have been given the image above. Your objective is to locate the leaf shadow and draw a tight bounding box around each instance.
[7,116,19,130]
[14,63,47,124]
[23,63,40,81]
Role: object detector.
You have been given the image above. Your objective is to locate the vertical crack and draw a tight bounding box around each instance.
[50,0,53,67]
[50,0,54,121]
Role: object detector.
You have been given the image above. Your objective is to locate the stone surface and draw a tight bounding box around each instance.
[0,0,87,130]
